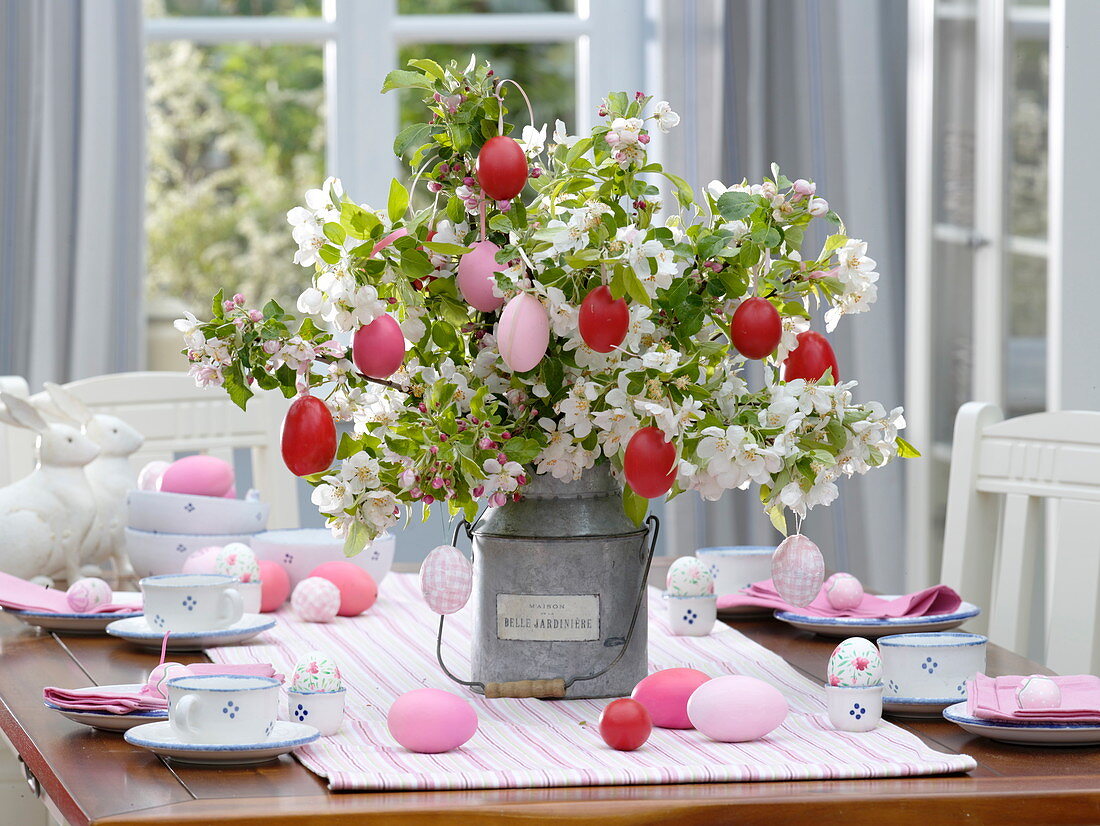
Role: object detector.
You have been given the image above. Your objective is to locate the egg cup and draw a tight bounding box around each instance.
[236,580,263,614]
[825,684,883,732]
[667,594,717,636]
[287,688,346,736]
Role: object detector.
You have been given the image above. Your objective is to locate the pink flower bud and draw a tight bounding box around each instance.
[517,475,528,486]
[463,177,475,187]
[429,445,439,455]
[456,421,467,432]
[496,200,512,212]
[418,403,428,413]
[223,300,235,312]
[605,133,620,146]
[793,178,816,199]
[479,437,495,450]
[501,431,511,439]
[422,495,435,505]
[489,492,508,508]
[431,476,445,489]
[470,416,480,425]
[635,91,645,101]
[427,181,442,193]
[439,163,450,175]
[808,197,829,217]
[598,107,608,117]
[530,167,542,178]
[497,452,508,464]
[410,487,422,499]
[248,309,264,322]
[472,485,485,498]
[262,340,280,354]
[638,133,651,145]
[439,433,449,442]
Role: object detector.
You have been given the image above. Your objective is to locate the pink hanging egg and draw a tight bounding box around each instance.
[372,228,408,256]
[387,688,478,753]
[824,572,864,611]
[352,314,405,379]
[456,240,505,312]
[771,534,825,608]
[419,544,472,615]
[630,668,711,729]
[160,455,235,498]
[496,293,550,373]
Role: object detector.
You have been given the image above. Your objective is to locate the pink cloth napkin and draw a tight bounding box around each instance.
[0,572,140,614]
[716,578,963,618]
[967,673,1100,722]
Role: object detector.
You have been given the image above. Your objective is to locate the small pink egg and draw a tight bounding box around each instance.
[181,546,223,575]
[824,572,864,611]
[419,545,472,615]
[496,293,550,373]
[137,460,171,492]
[387,688,478,753]
[159,455,235,498]
[771,534,825,608]
[310,561,378,617]
[66,577,113,612]
[258,559,291,612]
[631,668,711,729]
[292,576,341,623]
[372,228,408,256]
[686,675,788,742]
[456,240,505,312]
[145,662,188,699]
[1016,674,1062,709]
[352,314,405,380]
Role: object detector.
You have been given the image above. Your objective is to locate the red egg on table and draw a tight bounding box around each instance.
[477,136,528,201]
[387,688,478,753]
[310,560,378,617]
[352,314,406,380]
[598,698,652,751]
[496,293,550,373]
[456,240,506,312]
[686,675,788,742]
[257,559,291,612]
[159,455,235,498]
[280,394,337,477]
[631,668,711,729]
[623,426,677,498]
[578,285,629,353]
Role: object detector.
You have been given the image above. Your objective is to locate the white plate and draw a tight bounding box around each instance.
[106,614,276,651]
[774,598,981,638]
[124,720,319,765]
[6,592,144,634]
[943,701,1100,746]
[43,684,168,732]
[883,696,960,717]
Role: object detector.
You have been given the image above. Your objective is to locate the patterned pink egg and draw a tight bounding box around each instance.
[291,576,342,623]
[456,240,505,312]
[496,293,550,373]
[419,544,472,615]
[1016,675,1062,709]
[66,577,112,612]
[771,534,825,608]
[824,572,864,611]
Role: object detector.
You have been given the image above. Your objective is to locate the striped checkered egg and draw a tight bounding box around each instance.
[419,545,472,615]
[665,556,714,597]
[827,637,883,687]
[771,534,825,608]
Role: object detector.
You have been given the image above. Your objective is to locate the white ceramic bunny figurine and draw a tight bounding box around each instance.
[39,383,144,582]
[0,392,99,585]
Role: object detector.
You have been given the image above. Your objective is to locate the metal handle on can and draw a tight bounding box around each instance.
[434,513,660,699]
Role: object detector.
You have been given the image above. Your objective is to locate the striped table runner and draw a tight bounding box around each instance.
[208,573,976,791]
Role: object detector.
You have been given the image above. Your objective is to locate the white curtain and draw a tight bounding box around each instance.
[0,0,145,389]
[658,0,909,591]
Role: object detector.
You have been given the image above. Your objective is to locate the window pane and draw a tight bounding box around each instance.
[1008,17,1049,237]
[397,0,574,14]
[934,9,978,228]
[931,241,975,445]
[1004,252,1047,416]
[145,0,322,16]
[145,40,324,336]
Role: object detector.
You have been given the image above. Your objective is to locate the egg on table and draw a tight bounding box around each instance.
[686,675,788,742]
[826,637,883,687]
[631,668,711,729]
[310,560,378,617]
[257,559,291,612]
[66,577,113,613]
[181,545,223,575]
[387,688,478,753]
[824,572,864,611]
[292,576,342,623]
[666,556,714,597]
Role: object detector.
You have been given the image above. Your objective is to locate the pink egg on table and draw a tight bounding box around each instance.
[771,534,825,608]
[496,293,550,373]
[419,545,472,615]
[310,561,378,617]
[181,546,223,575]
[686,675,788,742]
[824,572,864,611]
[66,577,113,612]
[258,559,291,612]
[352,314,405,380]
[631,668,711,729]
[159,455,235,498]
[387,688,478,753]
[137,460,170,492]
[292,576,341,623]
[456,240,505,312]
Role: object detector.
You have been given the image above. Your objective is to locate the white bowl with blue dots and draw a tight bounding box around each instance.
[878,632,987,703]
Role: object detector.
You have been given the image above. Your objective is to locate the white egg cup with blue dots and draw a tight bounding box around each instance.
[667,594,717,636]
[287,688,345,736]
[825,684,883,732]
[878,632,987,704]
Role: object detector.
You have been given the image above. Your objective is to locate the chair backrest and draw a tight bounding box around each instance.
[941,401,1100,673]
[0,372,299,529]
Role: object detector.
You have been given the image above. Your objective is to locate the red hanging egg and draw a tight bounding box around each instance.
[730,297,782,359]
[352,314,405,379]
[578,285,629,353]
[783,331,840,383]
[477,136,528,201]
[624,426,677,499]
[280,395,337,477]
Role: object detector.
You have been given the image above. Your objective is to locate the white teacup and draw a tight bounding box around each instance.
[140,573,244,634]
[695,546,774,596]
[167,674,281,744]
[878,632,987,702]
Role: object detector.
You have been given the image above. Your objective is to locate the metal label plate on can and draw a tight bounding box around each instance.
[496,594,600,641]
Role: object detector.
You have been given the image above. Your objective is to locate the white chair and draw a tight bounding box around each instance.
[0,371,299,529]
[941,401,1100,674]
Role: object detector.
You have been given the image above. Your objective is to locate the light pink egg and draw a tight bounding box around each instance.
[686,675,788,742]
[387,688,478,753]
[137,460,171,492]
[352,314,405,379]
[419,545,472,615]
[496,293,550,373]
[456,240,505,312]
[292,576,341,623]
[1016,674,1062,709]
[824,572,864,611]
[159,455,235,498]
[258,559,291,612]
[181,546,223,575]
[631,668,711,729]
[372,228,408,256]
[772,534,825,608]
[145,662,188,699]
[66,577,113,612]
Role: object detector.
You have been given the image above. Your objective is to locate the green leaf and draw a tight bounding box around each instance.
[622,485,648,526]
[662,172,695,208]
[620,264,651,307]
[431,320,459,350]
[716,191,758,220]
[222,363,253,411]
[543,357,564,395]
[323,222,346,246]
[823,233,848,255]
[211,289,225,320]
[896,437,922,458]
[343,520,369,557]
[318,244,342,266]
[421,240,472,256]
[470,385,489,420]
[393,122,431,158]
[387,179,409,223]
[749,226,781,248]
[381,69,433,94]
[767,505,787,537]
[565,137,593,166]
[408,58,446,80]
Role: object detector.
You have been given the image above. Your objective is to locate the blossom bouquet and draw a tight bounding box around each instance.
[178,56,915,558]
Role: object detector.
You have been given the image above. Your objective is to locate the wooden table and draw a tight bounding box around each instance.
[3,577,1100,825]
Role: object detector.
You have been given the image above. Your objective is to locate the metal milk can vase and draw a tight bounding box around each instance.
[443,464,658,700]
